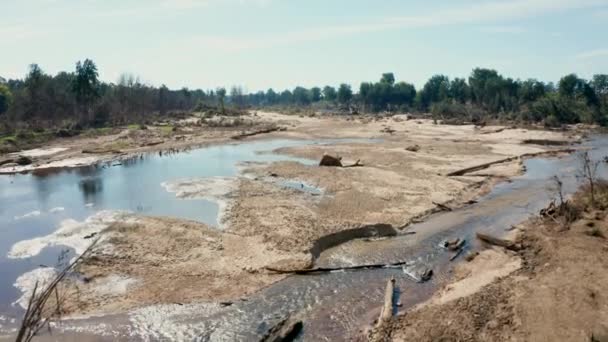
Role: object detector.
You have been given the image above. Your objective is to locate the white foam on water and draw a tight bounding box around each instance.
[49,207,65,213]
[13,267,58,309]
[161,177,236,228]
[8,210,135,259]
[13,210,41,220]
[128,302,224,341]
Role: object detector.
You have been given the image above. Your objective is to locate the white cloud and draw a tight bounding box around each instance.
[186,0,605,52]
[575,48,608,59]
[160,0,272,9]
[481,26,527,34]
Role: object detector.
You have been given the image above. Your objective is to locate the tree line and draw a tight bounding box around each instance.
[1,60,607,134]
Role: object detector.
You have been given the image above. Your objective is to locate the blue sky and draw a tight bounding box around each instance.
[2,0,607,92]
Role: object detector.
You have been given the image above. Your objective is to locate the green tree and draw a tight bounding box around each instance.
[310,87,322,102]
[216,87,226,113]
[393,82,416,108]
[322,86,337,102]
[558,74,584,98]
[73,59,100,124]
[591,74,608,108]
[293,86,310,105]
[449,78,470,104]
[24,63,45,120]
[0,84,12,116]
[337,84,352,105]
[265,88,278,105]
[380,72,395,85]
[420,75,450,109]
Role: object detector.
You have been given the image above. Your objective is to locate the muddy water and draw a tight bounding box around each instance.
[3,136,607,341]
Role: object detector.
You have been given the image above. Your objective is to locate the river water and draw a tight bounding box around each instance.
[0,135,607,341]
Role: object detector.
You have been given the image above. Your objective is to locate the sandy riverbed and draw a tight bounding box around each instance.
[6,111,580,320]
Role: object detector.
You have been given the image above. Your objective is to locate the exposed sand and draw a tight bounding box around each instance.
[370,194,608,342]
[6,111,581,321]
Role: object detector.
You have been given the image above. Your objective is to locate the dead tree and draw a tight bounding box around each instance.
[16,240,98,342]
[577,151,600,207]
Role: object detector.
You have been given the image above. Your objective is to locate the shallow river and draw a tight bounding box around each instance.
[0,135,607,341]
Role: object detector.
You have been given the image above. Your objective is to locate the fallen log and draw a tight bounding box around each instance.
[450,248,464,261]
[376,278,396,327]
[476,232,520,251]
[231,126,281,140]
[265,260,409,275]
[446,148,576,177]
[0,158,15,166]
[260,315,303,342]
[144,140,164,147]
[82,148,122,154]
[343,159,364,168]
[480,127,506,134]
[433,201,452,212]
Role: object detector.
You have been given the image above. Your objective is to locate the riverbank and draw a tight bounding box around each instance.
[2,111,585,338]
[368,182,608,342]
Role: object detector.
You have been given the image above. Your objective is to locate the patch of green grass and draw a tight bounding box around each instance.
[0,135,16,144]
[157,125,175,136]
[127,124,140,130]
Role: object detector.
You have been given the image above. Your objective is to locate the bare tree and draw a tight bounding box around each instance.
[15,240,98,342]
[577,151,600,207]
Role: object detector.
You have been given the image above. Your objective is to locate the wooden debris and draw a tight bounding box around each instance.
[231,126,281,140]
[343,159,364,168]
[319,154,342,167]
[444,238,465,251]
[260,315,303,342]
[376,278,396,327]
[476,232,520,251]
[381,127,396,134]
[82,148,122,154]
[522,139,570,146]
[480,127,506,134]
[405,144,420,152]
[433,201,452,212]
[0,158,15,166]
[465,251,480,262]
[446,148,576,177]
[265,260,409,275]
[450,248,465,261]
[144,140,164,147]
[420,269,433,282]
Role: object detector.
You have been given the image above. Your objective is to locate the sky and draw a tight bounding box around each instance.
[1,0,608,92]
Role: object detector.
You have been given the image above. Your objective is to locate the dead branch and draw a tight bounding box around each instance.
[343,159,364,168]
[476,232,520,251]
[16,239,99,342]
[433,201,452,212]
[377,278,396,327]
[265,260,409,275]
[231,126,281,140]
[260,315,303,342]
[446,148,575,177]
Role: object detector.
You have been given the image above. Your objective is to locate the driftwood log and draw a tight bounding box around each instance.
[265,260,409,275]
[376,278,396,327]
[232,127,281,140]
[260,316,303,342]
[476,232,520,251]
[433,201,452,212]
[446,148,576,177]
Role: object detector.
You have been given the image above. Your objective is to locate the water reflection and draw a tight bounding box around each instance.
[79,177,104,203]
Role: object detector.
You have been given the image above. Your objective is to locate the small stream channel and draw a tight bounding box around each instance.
[1,135,607,341]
